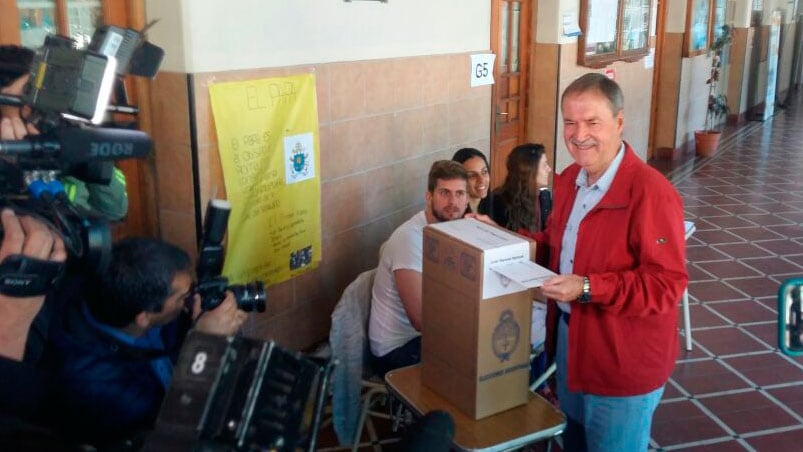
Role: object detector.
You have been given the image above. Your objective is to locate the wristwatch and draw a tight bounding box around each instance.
[577,276,591,303]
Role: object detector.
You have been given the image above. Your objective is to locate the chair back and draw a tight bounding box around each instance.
[329,268,377,445]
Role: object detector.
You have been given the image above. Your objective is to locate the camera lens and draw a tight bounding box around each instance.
[229,281,267,312]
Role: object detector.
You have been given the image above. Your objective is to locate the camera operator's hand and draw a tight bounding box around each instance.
[0,209,66,361]
[192,292,248,336]
[0,115,38,140]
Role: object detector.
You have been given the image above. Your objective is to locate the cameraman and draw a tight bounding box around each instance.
[0,44,128,221]
[44,237,248,446]
[0,208,66,446]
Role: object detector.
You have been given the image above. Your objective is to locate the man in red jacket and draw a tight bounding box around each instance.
[539,73,687,451]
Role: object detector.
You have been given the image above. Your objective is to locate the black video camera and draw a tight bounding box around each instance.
[0,27,163,292]
[196,199,267,313]
[148,331,332,451]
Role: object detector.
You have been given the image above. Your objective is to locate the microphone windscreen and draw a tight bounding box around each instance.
[129,41,164,78]
[403,410,455,452]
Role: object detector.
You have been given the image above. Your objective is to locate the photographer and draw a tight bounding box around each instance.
[45,237,248,446]
[0,44,128,221]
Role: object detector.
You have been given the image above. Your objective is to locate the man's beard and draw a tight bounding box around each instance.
[432,205,462,222]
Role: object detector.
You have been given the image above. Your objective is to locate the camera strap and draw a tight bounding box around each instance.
[0,254,65,297]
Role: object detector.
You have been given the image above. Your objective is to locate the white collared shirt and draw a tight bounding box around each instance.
[557,143,626,313]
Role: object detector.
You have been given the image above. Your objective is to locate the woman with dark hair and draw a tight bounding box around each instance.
[490,143,552,233]
[451,147,493,216]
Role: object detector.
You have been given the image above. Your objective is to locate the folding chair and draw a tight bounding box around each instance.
[682,221,696,351]
[328,269,398,451]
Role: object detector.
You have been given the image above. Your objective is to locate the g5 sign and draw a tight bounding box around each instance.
[470,54,496,88]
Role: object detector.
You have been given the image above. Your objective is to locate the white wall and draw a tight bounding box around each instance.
[666,0,687,33]
[731,0,753,28]
[536,0,581,45]
[145,0,490,73]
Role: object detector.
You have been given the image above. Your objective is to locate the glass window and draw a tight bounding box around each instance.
[578,0,652,67]
[66,0,103,48]
[685,0,729,57]
[18,0,58,48]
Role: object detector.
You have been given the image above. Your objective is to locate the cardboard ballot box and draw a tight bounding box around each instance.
[421,218,534,420]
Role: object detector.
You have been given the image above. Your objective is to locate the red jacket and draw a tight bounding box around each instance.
[537,143,687,396]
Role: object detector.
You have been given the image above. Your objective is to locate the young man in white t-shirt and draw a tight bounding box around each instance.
[368,160,469,376]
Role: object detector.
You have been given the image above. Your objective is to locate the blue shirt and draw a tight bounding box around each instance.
[81,303,174,389]
[558,143,626,313]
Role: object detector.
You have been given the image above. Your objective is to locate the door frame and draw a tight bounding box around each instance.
[489,0,532,187]
[647,0,667,160]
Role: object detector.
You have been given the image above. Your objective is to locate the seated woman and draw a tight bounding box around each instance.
[451,148,492,216]
[490,143,552,234]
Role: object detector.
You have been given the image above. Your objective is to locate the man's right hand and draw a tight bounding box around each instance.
[0,209,66,361]
[0,116,38,140]
[192,292,248,336]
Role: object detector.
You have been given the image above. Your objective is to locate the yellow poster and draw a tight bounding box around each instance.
[209,74,321,285]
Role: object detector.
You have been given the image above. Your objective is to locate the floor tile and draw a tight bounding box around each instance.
[702,215,758,229]
[740,323,778,349]
[651,400,729,447]
[662,381,686,400]
[740,213,796,226]
[688,280,749,302]
[684,205,733,218]
[667,440,749,451]
[695,194,742,205]
[708,300,776,324]
[765,384,803,418]
[715,204,771,216]
[692,229,747,245]
[671,359,750,395]
[765,224,803,238]
[692,327,771,356]
[689,217,720,231]
[742,256,803,275]
[687,263,716,281]
[712,242,774,259]
[725,277,786,299]
[696,261,762,279]
[744,427,803,451]
[755,239,803,256]
[686,245,731,262]
[707,185,751,195]
[728,227,786,242]
[698,391,799,434]
[686,303,730,328]
[729,351,803,387]
[776,211,803,224]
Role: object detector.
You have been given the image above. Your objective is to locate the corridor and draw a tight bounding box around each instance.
[650,90,803,451]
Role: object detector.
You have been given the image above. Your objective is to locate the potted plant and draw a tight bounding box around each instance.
[695,25,732,157]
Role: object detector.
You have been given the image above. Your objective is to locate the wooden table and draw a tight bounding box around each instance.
[385,364,566,452]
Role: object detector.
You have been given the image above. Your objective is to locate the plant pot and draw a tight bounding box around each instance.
[694,130,722,157]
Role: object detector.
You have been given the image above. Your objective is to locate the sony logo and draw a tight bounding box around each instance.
[3,278,32,286]
[89,142,134,157]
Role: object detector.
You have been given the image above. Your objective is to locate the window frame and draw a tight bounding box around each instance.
[684,0,727,57]
[577,0,653,68]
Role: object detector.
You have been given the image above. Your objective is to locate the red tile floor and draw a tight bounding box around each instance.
[317,91,803,451]
[650,90,803,451]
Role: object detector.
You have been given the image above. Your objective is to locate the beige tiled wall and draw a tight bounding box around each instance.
[528,43,560,161]
[148,53,491,350]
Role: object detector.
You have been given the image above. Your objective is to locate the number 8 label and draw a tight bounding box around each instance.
[191,351,208,374]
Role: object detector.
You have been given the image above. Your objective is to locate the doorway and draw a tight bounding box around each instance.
[490,0,532,186]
